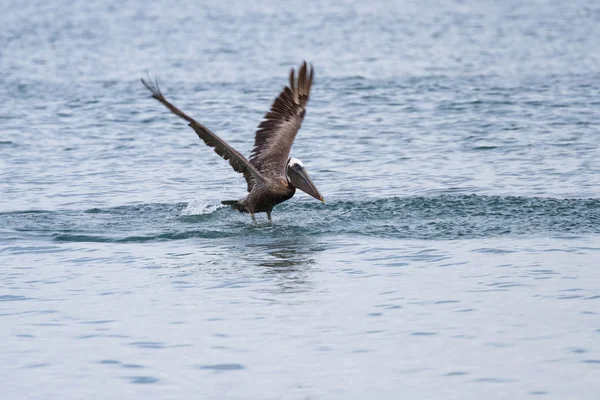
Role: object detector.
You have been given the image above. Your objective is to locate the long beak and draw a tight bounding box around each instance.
[288,166,324,203]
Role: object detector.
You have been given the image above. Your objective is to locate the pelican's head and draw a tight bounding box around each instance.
[286,157,324,203]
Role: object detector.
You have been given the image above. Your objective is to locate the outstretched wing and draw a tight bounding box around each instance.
[141,77,265,191]
[249,61,313,178]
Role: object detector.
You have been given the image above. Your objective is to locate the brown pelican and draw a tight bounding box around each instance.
[141,62,323,222]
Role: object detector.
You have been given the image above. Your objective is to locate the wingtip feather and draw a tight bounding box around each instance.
[298,63,306,96]
[141,74,163,99]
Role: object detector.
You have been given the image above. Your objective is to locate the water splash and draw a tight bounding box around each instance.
[181,197,221,216]
[1,195,599,243]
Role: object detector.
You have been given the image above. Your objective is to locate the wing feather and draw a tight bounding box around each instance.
[249,61,313,177]
[141,77,264,191]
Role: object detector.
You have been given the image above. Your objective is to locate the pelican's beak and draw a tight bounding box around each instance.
[288,165,324,203]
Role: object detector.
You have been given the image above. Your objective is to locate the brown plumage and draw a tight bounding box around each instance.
[141,62,321,222]
[250,62,313,178]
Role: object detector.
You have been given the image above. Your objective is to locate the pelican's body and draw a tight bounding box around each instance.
[142,62,323,222]
[224,178,295,218]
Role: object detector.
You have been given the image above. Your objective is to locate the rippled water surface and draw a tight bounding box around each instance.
[1,0,600,399]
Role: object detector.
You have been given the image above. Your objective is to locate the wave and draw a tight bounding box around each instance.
[1,195,599,243]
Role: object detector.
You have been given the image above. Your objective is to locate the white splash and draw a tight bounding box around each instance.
[181,197,220,216]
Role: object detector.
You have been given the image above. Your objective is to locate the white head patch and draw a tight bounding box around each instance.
[288,157,304,168]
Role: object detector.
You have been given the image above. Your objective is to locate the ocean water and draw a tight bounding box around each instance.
[1,0,600,398]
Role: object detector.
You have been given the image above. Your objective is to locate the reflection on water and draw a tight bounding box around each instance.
[160,234,324,294]
[244,235,323,294]
[252,237,319,269]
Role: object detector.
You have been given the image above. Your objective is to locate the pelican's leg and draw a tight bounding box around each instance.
[267,210,272,223]
[250,213,257,224]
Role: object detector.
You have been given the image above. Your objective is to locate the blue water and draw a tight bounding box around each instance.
[1,0,600,398]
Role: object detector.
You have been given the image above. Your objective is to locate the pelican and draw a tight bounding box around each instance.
[141,62,323,222]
